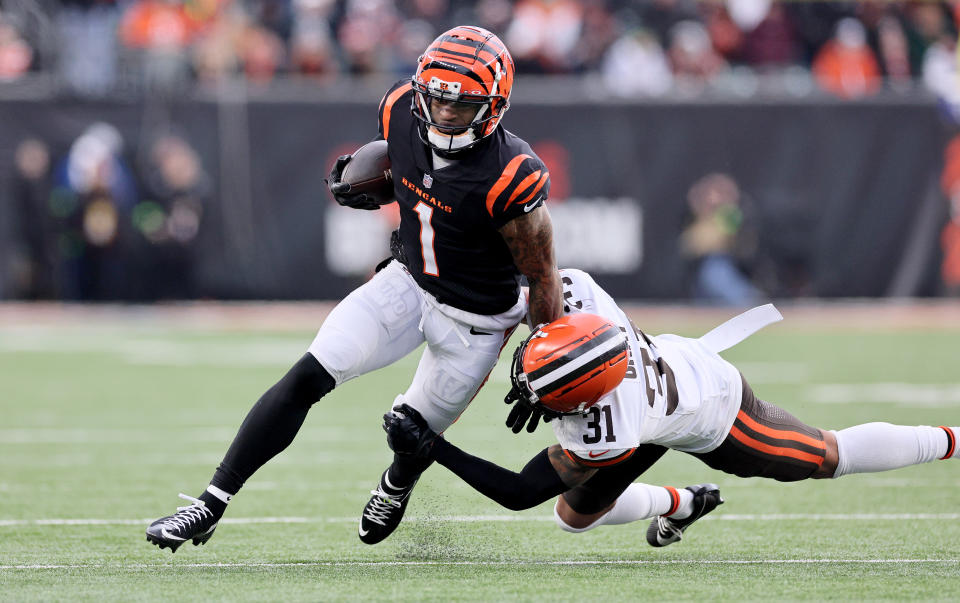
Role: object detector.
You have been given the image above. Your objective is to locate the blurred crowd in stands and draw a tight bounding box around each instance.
[0,0,956,99]
[9,124,209,300]
[2,0,959,303]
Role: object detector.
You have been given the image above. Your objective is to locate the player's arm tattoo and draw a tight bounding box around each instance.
[547,444,597,488]
[500,207,563,326]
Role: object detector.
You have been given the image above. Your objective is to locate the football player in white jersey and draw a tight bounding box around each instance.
[384,268,960,546]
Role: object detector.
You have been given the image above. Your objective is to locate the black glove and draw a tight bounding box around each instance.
[324,154,381,210]
[382,403,439,458]
[504,385,550,434]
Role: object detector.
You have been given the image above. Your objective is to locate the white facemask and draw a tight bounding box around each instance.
[427,126,477,152]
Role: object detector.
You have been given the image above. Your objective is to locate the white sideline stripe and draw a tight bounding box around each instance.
[2,513,959,527]
[2,559,958,570]
[807,383,960,405]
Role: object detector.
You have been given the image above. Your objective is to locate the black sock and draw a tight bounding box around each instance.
[209,353,335,495]
[387,452,434,489]
[198,490,228,519]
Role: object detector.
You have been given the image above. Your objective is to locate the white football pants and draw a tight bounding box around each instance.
[308,261,525,431]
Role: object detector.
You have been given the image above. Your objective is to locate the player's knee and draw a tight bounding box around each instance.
[273,353,335,407]
[553,498,597,533]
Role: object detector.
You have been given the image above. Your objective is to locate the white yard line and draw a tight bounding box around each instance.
[2,513,959,527]
[2,559,958,570]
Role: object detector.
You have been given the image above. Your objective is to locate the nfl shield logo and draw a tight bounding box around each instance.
[422,173,433,188]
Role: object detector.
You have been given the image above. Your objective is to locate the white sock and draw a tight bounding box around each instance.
[553,484,693,533]
[832,423,955,478]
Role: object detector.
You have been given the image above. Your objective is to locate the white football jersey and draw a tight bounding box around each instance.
[551,269,743,465]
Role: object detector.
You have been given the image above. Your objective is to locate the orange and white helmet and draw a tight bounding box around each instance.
[411,25,514,154]
[510,314,629,416]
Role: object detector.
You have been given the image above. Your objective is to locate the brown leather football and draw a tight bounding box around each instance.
[340,140,394,205]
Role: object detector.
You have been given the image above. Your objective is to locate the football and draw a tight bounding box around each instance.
[340,140,394,205]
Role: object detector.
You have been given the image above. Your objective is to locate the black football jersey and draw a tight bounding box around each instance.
[377,80,551,315]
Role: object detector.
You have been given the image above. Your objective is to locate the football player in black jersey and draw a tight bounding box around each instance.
[145,26,564,552]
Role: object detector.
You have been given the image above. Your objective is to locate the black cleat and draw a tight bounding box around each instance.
[146,493,219,553]
[358,471,416,545]
[646,483,723,547]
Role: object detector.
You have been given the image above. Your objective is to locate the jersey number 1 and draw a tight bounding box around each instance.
[414,202,439,276]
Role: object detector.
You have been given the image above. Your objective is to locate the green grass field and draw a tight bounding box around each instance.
[2,306,959,601]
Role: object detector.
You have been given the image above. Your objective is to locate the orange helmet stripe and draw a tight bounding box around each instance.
[381,82,412,140]
[485,154,531,216]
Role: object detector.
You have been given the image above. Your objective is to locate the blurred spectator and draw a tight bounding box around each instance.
[504,0,583,73]
[634,0,699,48]
[905,1,954,71]
[50,122,138,300]
[940,135,960,296]
[192,12,243,83]
[0,0,951,95]
[874,15,913,90]
[738,3,801,68]
[388,18,434,75]
[56,0,120,96]
[812,17,881,98]
[679,172,765,306]
[567,0,617,73]
[289,0,338,78]
[942,193,960,297]
[922,29,958,105]
[701,2,744,61]
[119,0,194,92]
[9,139,56,299]
[471,0,512,33]
[600,28,672,97]
[0,16,33,80]
[249,0,295,43]
[131,133,209,299]
[239,21,285,82]
[666,20,727,92]
[337,0,400,75]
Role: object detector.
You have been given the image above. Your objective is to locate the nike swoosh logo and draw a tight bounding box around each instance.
[160,528,186,541]
[358,526,369,537]
[523,196,544,212]
[587,450,610,458]
[469,327,493,336]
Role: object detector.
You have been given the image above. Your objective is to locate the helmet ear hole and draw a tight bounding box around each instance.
[517,314,629,415]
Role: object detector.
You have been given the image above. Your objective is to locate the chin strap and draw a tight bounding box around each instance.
[427,126,477,152]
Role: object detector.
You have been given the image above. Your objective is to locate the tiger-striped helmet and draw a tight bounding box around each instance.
[510,313,629,416]
[411,26,514,153]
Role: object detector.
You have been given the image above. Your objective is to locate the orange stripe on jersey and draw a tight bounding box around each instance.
[563,448,637,468]
[512,171,549,209]
[736,410,826,451]
[382,83,412,141]
[940,426,956,460]
[729,425,825,466]
[486,154,531,216]
[505,170,541,207]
